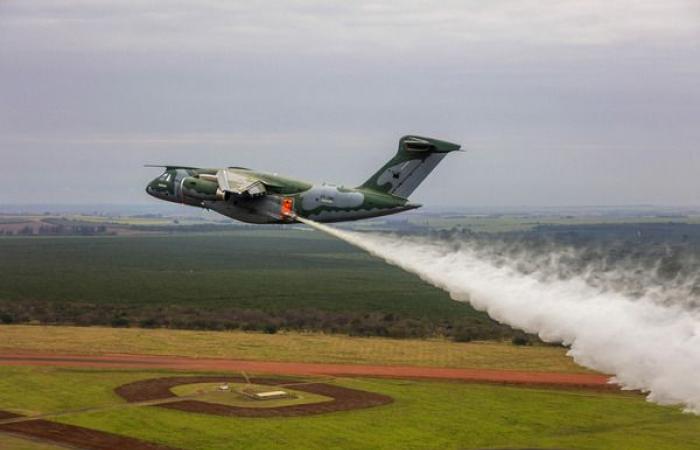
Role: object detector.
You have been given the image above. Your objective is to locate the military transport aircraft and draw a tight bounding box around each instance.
[146,135,460,224]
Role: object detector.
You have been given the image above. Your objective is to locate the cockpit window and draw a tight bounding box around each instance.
[158,173,172,182]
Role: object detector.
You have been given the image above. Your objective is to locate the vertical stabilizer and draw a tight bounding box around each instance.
[360,135,460,198]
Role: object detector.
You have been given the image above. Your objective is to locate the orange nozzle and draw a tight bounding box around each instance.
[281,197,294,217]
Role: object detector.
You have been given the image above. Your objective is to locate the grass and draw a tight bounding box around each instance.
[0,434,68,450]
[171,382,333,408]
[0,325,588,373]
[0,230,480,321]
[0,366,160,416]
[0,366,696,450]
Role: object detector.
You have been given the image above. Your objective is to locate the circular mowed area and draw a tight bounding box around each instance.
[170,382,335,408]
[115,376,393,417]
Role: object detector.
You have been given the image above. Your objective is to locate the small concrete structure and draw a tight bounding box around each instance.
[240,388,292,400]
[254,390,289,399]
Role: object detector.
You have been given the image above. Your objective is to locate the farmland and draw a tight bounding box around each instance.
[3,214,700,341]
[1,323,698,449]
[0,229,445,313]
[406,212,700,233]
[0,229,512,340]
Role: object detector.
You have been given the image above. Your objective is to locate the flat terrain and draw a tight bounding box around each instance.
[0,229,508,339]
[408,213,700,232]
[0,325,587,373]
[2,215,699,448]
[0,366,698,450]
[0,353,608,388]
[0,229,455,315]
[3,217,699,341]
[0,326,698,449]
[169,382,333,408]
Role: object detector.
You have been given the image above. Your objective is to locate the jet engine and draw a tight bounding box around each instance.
[180,177,219,202]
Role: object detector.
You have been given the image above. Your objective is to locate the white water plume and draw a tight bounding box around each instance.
[297,217,700,413]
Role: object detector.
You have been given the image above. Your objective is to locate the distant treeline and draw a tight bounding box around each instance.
[0,301,529,343]
[1,224,113,236]
[0,221,259,237]
[127,223,243,233]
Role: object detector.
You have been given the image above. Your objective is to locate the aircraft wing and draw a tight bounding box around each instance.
[216,168,267,197]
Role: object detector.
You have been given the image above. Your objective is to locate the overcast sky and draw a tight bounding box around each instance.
[1,0,698,208]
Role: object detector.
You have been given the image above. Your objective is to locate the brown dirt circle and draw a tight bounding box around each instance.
[116,376,393,417]
[0,412,178,450]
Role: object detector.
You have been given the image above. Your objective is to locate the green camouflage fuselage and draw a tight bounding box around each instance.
[146,135,460,224]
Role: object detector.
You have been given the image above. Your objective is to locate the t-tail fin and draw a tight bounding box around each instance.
[359,135,461,198]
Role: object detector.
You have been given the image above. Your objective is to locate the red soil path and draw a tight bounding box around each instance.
[0,352,613,390]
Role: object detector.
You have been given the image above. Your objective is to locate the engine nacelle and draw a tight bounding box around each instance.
[181,177,218,201]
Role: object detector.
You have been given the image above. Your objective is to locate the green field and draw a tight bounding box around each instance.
[0,366,698,450]
[3,216,698,340]
[0,230,455,315]
[0,230,509,339]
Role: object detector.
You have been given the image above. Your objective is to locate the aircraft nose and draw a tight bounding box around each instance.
[145,179,160,198]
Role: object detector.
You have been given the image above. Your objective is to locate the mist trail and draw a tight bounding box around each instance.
[296,217,700,413]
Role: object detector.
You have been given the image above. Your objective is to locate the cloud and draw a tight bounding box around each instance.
[1,0,698,57]
[0,1,698,206]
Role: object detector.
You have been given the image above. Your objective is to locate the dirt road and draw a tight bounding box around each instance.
[0,352,612,389]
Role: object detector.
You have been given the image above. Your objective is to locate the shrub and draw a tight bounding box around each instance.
[263,324,278,334]
[139,318,159,328]
[242,322,259,331]
[110,317,130,328]
[0,313,14,324]
[452,328,474,343]
[511,335,530,346]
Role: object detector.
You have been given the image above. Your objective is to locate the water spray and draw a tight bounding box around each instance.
[297,216,700,414]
